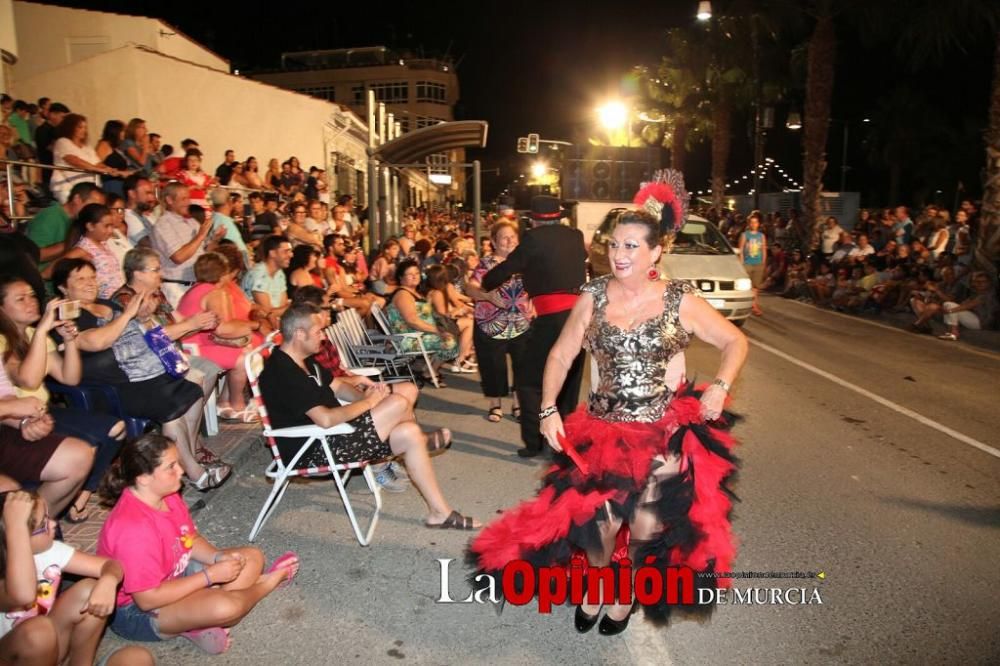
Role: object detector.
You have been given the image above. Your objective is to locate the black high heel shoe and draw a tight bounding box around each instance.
[575,606,600,633]
[598,605,634,636]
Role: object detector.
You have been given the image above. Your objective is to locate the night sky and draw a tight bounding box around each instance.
[44,0,996,204]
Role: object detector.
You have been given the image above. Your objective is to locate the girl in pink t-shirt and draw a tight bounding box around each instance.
[0,489,129,665]
[97,434,299,654]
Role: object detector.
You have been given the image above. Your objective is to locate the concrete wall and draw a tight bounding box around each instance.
[11,1,228,83]
[11,46,371,194]
[0,0,16,94]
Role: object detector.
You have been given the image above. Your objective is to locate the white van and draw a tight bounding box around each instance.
[587,208,753,325]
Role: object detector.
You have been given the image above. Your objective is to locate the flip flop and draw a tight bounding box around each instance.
[426,510,479,530]
[266,551,300,589]
[426,428,452,452]
[181,626,231,654]
[64,501,91,524]
[486,407,503,423]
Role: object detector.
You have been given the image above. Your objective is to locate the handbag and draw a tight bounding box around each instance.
[209,332,252,348]
[432,312,460,338]
[142,325,190,378]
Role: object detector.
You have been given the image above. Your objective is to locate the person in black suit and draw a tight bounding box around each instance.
[482,196,587,457]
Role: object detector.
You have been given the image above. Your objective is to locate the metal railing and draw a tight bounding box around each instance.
[2,157,101,222]
[1,158,274,223]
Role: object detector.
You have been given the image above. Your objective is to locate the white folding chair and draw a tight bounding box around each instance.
[245,339,383,546]
[181,342,228,436]
[370,303,440,388]
[332,308,421,383]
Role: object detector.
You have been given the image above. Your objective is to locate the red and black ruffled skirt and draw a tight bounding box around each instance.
[468,385,740,623]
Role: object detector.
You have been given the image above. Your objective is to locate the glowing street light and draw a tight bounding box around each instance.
[597,101,628,130]
[530,162,548,178]
[696,1,712,21]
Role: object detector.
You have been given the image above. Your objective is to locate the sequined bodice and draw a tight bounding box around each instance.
[582,275,696,422]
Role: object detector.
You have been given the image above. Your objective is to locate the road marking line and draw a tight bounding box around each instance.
[748,338,1000,459]
[773,297,1000,362]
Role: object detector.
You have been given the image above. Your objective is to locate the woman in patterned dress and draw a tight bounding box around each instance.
[467,221,531,422]
[384,259,458,383]
[470,209,748,635]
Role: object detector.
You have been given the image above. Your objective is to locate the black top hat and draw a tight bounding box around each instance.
[529,195,563,220]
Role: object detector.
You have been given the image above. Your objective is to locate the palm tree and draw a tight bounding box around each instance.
[984,36,1000,264]
[799,2,835,250]
[636,30,714,172]
[887,0,1000,266]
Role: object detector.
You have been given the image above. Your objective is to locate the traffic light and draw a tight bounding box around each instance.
[516,137,529,153]
[527,133,539,154]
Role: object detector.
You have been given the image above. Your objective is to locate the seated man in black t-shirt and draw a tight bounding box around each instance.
[258,303,480,530]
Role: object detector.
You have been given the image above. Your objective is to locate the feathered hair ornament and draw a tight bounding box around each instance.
[633,169,690,235]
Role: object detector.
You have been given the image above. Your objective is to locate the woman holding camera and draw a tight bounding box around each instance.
[0,275,125,522]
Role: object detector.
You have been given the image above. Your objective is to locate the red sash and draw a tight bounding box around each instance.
[532,293,579,316]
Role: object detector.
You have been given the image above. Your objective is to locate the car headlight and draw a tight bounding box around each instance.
[734,278,752,292]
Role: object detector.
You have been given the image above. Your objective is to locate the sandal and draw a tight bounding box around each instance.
[511,405,521,423]
[426,509,480,530]
[427,428,453,452]
[266,551,300,590]
[231,406,260,424]
[192,463,233,492]
[219,406,259,423]
[217,406,241,421]
[64,499,91,524]
[487,406,503,423]
[181,627,232,655]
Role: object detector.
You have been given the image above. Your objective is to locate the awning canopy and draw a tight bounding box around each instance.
[370,120,488,165]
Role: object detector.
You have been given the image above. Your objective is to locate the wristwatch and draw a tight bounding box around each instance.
[712,378,731,393]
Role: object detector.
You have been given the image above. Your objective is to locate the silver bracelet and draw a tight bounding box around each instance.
[712,378,731,393]
[539,405,559,421]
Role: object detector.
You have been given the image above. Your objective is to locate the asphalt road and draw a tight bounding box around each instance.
[98,295,1000,665]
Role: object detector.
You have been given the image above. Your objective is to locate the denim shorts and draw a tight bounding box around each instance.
[110,560,205,642]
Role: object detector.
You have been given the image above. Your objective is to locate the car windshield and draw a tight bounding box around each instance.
[670,219,734,255]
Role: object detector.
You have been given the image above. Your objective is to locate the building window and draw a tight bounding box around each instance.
[428,152,450,173]
[351,85,365,106]
[416,81,447,104]
[370,81,409,103]
[416,115,445,129]
[296,85,335,101]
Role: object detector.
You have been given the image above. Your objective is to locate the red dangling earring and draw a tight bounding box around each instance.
[647,266,659,280]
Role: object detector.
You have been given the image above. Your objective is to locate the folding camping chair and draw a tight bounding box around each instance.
[244,338,383,545]
[369,303,440,388]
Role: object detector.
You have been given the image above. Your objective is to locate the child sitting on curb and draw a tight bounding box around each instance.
[97,433,299,654]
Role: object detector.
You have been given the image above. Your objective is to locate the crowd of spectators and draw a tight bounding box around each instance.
[1,92,507,660]
[703,202,998,341]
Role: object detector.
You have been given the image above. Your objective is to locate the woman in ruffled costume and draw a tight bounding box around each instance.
[469,173,748,635]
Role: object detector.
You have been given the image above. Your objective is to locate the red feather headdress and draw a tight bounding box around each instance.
[633,169,690,233]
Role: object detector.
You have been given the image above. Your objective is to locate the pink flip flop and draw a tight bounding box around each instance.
[181,626,231,654]
[266,551,300,589]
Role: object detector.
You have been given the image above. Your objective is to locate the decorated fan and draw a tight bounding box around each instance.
[633,169,690,235]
